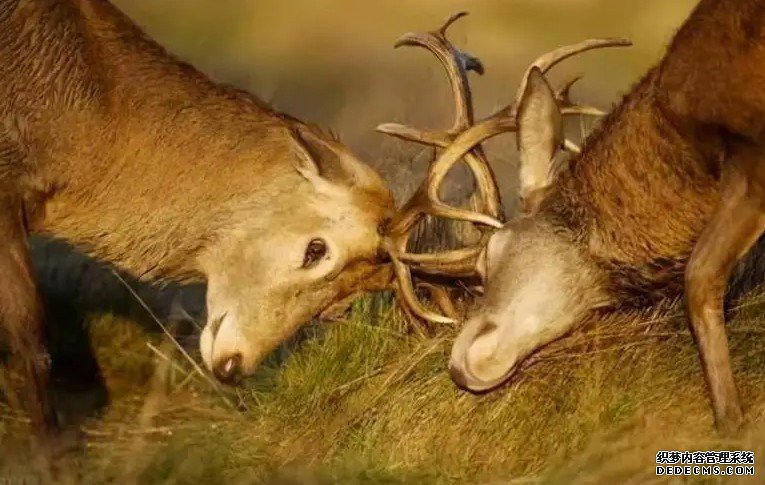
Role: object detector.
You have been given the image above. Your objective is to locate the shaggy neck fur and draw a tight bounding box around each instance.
[541,0,765,308]
[541,70,718,307]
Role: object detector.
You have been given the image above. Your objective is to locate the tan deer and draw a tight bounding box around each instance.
[382,0,765,434]
[0,0,397,444]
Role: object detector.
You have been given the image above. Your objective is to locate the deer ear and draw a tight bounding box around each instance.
[516,67,563,210]
[290,127,321,180]
[289,124,385,191]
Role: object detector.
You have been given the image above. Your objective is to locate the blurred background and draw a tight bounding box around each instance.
[33,0,700,409]
[111,0,698,209]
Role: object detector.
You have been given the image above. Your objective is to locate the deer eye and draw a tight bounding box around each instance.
[302,238,328,268]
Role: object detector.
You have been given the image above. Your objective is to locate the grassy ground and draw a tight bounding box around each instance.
[3,290,765,484]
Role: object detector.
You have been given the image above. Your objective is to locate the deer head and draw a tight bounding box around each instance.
[198,122,395,384]
[200,11,504,382]
[376,13,629,390]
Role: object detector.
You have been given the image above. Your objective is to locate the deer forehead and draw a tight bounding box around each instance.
[242,182,385,253]
[315,191,386,252]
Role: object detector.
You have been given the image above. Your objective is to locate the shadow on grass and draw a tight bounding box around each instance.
[29,237,206,428]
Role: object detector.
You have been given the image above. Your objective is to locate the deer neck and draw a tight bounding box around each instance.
[7,0,298,282]
[542,68,723,306]
[35,105,299,282]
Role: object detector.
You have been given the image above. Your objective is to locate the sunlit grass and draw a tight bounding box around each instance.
[4,292,765,483]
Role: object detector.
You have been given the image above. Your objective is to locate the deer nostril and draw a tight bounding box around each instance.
[213,353,242,385]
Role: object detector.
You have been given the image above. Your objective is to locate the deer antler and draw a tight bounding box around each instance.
[379,12,631,323]
[433,38,632,210]
[378,12,502,224]
[377,12,503,324]
[420,39,632,222]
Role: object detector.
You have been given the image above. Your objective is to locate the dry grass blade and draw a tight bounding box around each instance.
[110,270,235,410]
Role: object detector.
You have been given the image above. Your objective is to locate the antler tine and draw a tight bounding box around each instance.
[381,189,458,324]
[557,76,607,117]
[397,245,482,277]
[561,105,607,116]
[439,11,469,36]
[508,38,632,118]
[375,124,501,216]
[424,116,514,213]
[563,139,582,154]
[556,75,582,106]
[376,123,448,147]
[558,75,581,93]
[532,38,631,75]
[393,11,482,132]
[391,254,456,324]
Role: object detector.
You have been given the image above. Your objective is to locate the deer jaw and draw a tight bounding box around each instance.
[449,218,609,391]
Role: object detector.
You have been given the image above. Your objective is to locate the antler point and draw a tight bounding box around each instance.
[439,11,470,36]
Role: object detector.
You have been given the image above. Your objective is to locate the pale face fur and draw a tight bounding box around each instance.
[449,218,608,392]
[197,126,393,382]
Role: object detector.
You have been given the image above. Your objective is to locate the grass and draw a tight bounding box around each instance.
[3,290,765,484]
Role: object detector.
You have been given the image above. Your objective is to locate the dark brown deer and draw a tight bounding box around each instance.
[389,0,765,434]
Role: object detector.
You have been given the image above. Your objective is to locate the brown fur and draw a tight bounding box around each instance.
[0,190,56,450]
[535,0,765,430]
[1,0,385,280]
[542,0,765,307]
[542,68,719,307]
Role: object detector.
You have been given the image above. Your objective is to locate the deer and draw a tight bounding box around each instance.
[377,0,765,434]
[0,0,400,448]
